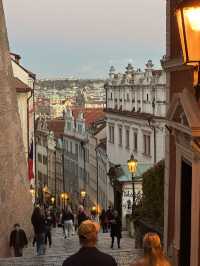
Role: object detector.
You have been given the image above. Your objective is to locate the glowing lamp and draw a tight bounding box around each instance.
[176,1,200,67]
[127,154,138,175]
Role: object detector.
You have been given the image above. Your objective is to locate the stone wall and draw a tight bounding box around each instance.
[0,1,33,257]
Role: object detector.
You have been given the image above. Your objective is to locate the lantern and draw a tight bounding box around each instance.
[176,1,200,66]
[127,154,138,175]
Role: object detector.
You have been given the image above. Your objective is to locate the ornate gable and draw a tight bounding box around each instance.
[167,88,200,137]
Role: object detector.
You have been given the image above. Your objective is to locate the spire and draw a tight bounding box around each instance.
[0,0,32,256]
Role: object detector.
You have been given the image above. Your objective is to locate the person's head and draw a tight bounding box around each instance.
[14,224,20,231]
[33,206,41,217]
[78,220,100,247]
[79,205,84,213]
[143,233,170,266]
[113,210,118,218]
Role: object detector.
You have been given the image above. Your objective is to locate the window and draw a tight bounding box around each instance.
[43,155,47,165]
[75,144,78,156]
[127,93,130,101]
[125,129,130,149]
[133,132,138,151]
[38,153,42,163]
[118,127,122,146]
[109,125,115,144]
[143,135,151,156]
[70,142,73,153]
[147,94,149,101]
[66,140,68,152]
[78,124,82,134]
[110,92,113,100]
[67,122,71,131]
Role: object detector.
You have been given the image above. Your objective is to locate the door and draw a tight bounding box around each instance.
[179,160,192,266]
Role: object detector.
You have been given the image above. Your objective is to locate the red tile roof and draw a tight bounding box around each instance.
[71,108,105,127]
[14,78,33,93]
[47,119,65,139]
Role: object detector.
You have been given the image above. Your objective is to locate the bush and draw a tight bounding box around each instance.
[136,160,164,229]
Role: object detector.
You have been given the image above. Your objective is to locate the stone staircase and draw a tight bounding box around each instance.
[0,229,143,266]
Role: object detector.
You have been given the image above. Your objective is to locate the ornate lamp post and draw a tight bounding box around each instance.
[176,1,200,97]
[30,185,35,203]
[43,184,48,206]
[80,190,86,207]
[51,196,55,206]
[127,154,138,215]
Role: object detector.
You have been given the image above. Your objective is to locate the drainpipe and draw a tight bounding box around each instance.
[27,89,33,160]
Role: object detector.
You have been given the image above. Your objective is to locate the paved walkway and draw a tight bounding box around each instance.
[0,228,142,266]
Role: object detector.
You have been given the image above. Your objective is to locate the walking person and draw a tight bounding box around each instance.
[106,206,113,231]
[110,210,122,249]
[100,209,108,233]
[130,232,171,266]
[9,223,28,257]
[62,206,74,239]
[31,206,46,256]
[62,220,117,266]
[77,205,88,227]
[44,209,53,247]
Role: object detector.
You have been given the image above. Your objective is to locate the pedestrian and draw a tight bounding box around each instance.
[62,220,117,266]
[31,206,46,256]
[44,209,53,247]
[106,206,113,231]
[130,232,171,266]
[77,205,88,227]
[62,206,74,239]
[100,209,108,233]
[9,223,28,257]
[110,210,122,249]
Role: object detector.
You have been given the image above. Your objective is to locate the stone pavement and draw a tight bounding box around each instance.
[0,228,143,266]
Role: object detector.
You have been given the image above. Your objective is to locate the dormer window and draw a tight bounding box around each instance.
[78,124,83,134]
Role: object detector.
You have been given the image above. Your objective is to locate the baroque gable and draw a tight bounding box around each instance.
[167,88,200,137]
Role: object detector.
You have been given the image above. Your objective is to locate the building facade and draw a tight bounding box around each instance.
[11,53,36,160]
[35,116,64,205]
[63,108,113,211]
[105,61,166,167]
[163,1,200,266]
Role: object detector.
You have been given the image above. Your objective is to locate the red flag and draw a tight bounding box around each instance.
[28,141,34,180]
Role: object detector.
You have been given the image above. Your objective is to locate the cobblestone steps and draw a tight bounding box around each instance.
[0,229,142,266]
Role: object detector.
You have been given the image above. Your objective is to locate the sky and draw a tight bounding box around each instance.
[3,0,166,79]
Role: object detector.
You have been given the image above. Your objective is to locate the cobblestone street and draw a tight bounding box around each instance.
[0,228,142,266]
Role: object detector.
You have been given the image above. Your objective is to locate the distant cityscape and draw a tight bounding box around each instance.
[35,79,106,118]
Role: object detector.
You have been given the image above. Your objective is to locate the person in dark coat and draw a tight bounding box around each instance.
[99,209,108,233]
[10,224,28,257]
[31,206,46,255]
[110,210,122,249]
[44,209,53,247]
[77,205,88,227]
[106,206,113,231]
[62,220,117,266]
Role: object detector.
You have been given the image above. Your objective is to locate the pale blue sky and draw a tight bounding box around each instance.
[3,0,166,79]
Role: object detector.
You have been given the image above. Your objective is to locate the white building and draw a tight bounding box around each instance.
[105,60,166,224]
[11,53,36,160]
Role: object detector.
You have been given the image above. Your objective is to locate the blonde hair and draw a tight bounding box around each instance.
[143,233,171,266]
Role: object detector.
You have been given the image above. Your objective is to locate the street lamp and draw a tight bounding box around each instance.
[61,192,65,209]
[127,154,138,215]
[176,1,200,96]
[30,185,35,199]
[80,190,86,206]
[51,196,55,205]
